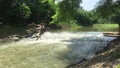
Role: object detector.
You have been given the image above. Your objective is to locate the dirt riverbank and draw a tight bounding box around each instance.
[72,38,120,68]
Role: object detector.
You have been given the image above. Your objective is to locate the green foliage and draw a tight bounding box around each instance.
[96,0,120,20]
[117,64,120,68]
[51,24,118,32]
[0,25,27,39]
[113,13,120,24]
[75,9,93,26]
[112,50,120,59]
[26,0,54,24]
[96,0,120,33]
[91,10,113,24]
[0,0,31,26]
[96,0,115,18]
[1,0,117,29]
[18,3,31,19]
[50,0,82,24]
[0,0,54,26]
[79,24,118,32]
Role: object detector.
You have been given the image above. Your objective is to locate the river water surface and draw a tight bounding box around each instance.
[0,32,116,68]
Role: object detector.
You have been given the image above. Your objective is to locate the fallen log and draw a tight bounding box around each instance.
[103,32,119,37]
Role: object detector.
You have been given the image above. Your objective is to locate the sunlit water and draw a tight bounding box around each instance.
[0,32,116,68]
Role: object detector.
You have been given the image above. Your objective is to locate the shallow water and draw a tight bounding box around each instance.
[0,32,116,68]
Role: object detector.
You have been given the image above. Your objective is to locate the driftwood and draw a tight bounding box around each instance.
[26,22,46,40]
[103,32,119,37]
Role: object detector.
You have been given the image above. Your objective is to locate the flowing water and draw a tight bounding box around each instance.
[0,32,116,68]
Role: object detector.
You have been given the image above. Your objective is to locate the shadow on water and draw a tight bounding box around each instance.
[80,38,120,68]
[56,36,108,68]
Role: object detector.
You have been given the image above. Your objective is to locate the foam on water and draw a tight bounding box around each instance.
[0,32,116,68]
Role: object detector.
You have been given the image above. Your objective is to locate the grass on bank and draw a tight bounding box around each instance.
[117,64,120,68]
[111,48,120,68]
[0,23,118,38]
[0,24,118,32]
[0,25,27,38]
[50,24,118,32]
[68,24,118,32]
[0,25,26,34]
[0,24,119,38]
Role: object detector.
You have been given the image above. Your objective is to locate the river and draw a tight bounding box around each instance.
[0,32,116,68]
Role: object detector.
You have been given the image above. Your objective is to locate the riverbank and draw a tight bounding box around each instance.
[0,24,118,39]
[73,38,120,68]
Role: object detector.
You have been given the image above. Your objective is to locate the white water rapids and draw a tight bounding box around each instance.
[0,32,116,68]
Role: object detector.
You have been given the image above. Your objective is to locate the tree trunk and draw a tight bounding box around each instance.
[118,23,120,38]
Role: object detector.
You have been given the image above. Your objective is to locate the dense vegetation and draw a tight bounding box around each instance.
[0,0,119,28]
[96,0,120,34]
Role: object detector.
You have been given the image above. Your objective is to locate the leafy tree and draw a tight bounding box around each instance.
[26,0,54,25]
[0,0,98,28]
[0,0,54,26]
[96,0,120,35]
[0,0,31,26]
[75,9,93,26]
[49,0,82,25]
